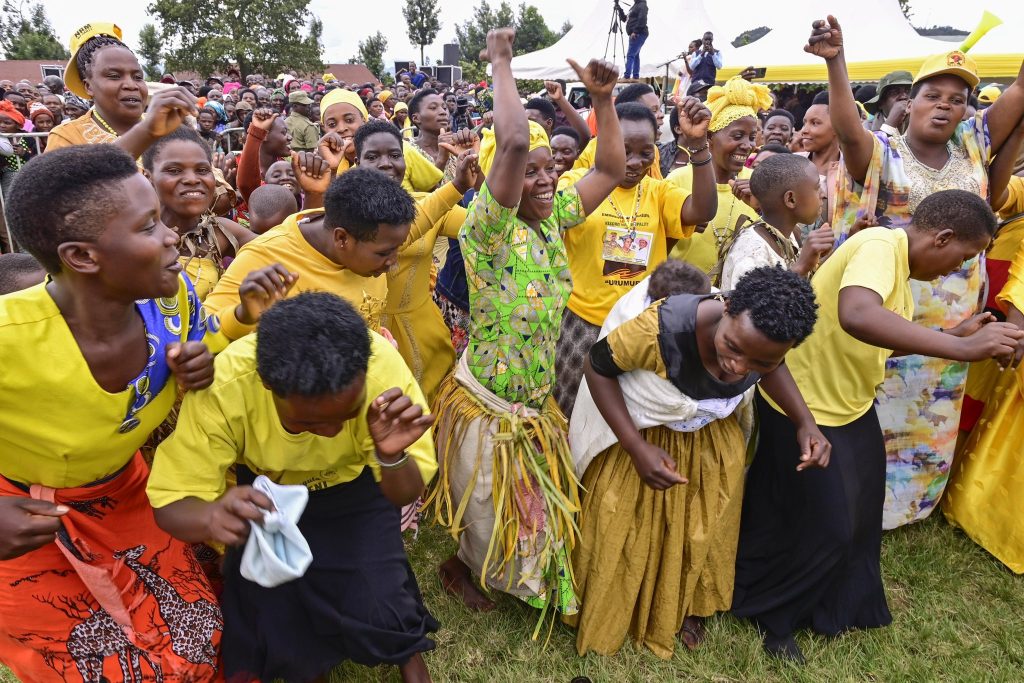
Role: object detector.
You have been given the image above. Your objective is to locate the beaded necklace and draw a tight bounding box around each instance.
[753,219,798,266]
[91,108,120,136]
[607,178,644,234]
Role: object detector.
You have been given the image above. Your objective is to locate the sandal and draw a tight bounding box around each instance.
[679,616,706,651]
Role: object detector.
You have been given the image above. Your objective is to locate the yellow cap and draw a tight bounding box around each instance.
[65,22,123,98]
[978,84,1001,104]
[914,50,980,90]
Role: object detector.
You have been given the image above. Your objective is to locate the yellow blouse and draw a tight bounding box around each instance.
[382,190,467,400]
[0,277,211,488]
[147,331,438,507]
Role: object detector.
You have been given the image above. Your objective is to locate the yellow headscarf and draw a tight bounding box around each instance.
[379,90,393,103]
[478,120,550,176]
[319,88,368,125]
[706,77,773,133]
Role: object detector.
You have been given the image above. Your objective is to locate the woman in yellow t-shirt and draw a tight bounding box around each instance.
[317,87,443,193]
[0,145,223,682]
[353,118,477,402]
[668,77,773,274]
[148,293,440,682]
[554,98,716,417]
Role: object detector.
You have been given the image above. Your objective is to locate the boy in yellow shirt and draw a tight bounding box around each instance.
[732,189,1024,662]
[205,166,466,338]
[148,292,439,683]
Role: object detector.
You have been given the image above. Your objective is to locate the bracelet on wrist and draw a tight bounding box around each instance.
[375,450,410,470]
[689,152,713,167]
[685,141,709,155]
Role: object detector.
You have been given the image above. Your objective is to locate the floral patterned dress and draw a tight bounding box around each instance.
[829,114,991,529]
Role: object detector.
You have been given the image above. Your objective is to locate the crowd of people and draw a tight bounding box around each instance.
[0,13,1022,683]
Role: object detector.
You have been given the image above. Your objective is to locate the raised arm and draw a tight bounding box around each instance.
[983,59,1024,156]
[988,115,1024,211]
[237,110,278,202]
[806,16,875,183]
[674,97,716,226]
[481,28,529,208]
[570,58,626,215]
[544,80,592,146]
[117,87,198,160]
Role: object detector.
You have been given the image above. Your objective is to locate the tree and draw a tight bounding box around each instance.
[148,0,323,78]
[357,31,389,81]
[898,0,912,21]
[560,20,573,36]
[137,23,163,80]
[402,0,441,66]
[514,3,556,55]
[0,1,69,60]
[454,0,515,71]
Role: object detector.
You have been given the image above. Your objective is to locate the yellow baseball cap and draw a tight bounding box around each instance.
[65,22,123,98]
[978,84,1002,105]
[914,50,980,90]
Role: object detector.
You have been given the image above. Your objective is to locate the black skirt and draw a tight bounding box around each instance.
[222,468,439,683]
[731,394,892,638]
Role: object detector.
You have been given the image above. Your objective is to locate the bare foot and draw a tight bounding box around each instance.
[438,555,496,612]
[679,615,706,651]
[399,653,432,683]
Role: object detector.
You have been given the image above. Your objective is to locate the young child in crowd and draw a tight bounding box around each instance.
[0,252,45,295]
[0,145,222,681]
[248,184,299,234]
[719,153,835,289]
[732,189,1024,662]
[148,292,438,683]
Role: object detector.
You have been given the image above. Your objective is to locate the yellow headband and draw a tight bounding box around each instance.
[319,88,368,125]
[478,120,550,177]
[706,77,773,133]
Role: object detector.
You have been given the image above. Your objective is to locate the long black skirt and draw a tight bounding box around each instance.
[731,394,892,638]
[222,469,439,682]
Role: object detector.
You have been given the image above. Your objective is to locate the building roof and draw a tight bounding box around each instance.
[0,59,68,85]
[0,60,380,88]
[322,64,379,86]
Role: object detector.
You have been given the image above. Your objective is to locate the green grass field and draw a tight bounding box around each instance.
[4,515,1021,682]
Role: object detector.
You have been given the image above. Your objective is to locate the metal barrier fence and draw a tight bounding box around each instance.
[0,128,251,252]
[220,126,244,154]
[1,132,50,253]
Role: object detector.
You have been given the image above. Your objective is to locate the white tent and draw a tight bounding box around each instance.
[718,1,1022,82]
[508,0,723,80]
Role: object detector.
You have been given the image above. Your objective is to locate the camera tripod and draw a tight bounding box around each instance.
[605,0,630,66]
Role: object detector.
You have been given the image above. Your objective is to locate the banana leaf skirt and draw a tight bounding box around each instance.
[221,468,438,683]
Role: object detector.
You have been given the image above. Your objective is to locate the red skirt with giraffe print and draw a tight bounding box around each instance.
[0,453,223,682]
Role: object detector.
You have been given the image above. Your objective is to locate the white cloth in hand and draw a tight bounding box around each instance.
[240,475,313,588]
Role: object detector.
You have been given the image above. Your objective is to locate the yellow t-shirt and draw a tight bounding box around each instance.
[764,227,914,426]
[572,137,663,180]
[205,209,388,338]
[0,277,215,488]
[147,332,437,507]
[667,165,758,274]
[558,169,693,326]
